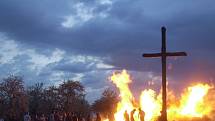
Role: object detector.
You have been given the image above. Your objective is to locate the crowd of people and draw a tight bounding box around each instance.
[0,108,146,121]
[26,112,103,121]
[0,111,102,121]
[124,108,145,121]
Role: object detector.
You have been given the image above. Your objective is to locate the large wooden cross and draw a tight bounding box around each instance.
[142,27,187,121]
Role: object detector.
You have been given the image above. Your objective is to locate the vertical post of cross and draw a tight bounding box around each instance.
[161,27,167,121]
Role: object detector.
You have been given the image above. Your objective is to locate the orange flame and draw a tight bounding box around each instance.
[110,70,138,121]
[179,84,211,116]
[105,70,214,121]
[140,89,161,121]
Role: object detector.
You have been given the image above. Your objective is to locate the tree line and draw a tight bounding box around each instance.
[0,75,118,121]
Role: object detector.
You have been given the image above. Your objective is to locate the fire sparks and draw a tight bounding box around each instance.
[107,70,214,121]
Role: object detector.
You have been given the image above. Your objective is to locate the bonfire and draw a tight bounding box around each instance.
[103,70,215,121]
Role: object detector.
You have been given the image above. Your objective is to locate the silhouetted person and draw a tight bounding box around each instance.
[124,110,129,121]
[86,114,91,121]
[54,112,61,121]
[72,113,78,121]
[40,114,46,121]
[33,114,40,121]
[130,109,136,121]
[64,112,70,121]
[138,108,145,121]
[78,112,84,121]
[24,112,31,121]
[96,113,101,121]
[157,111,162,121]
[49,111,55,121]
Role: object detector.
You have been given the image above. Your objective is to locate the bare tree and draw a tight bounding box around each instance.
[27,83,46,115]
[28,80,90,114]
[92,88,118,120]
[0,75,28,121]
[0,76,90,119]
[58,80,89,113]
[44,85,61,112]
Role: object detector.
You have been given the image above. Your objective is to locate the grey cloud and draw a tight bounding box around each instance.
[80,70,112,89]
[0,0,215,95]
[53,61,96,73]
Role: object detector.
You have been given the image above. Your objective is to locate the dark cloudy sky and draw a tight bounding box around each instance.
[0,0,215,102]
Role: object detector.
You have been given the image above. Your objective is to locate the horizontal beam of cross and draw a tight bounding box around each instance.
[142,52,187,58]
